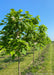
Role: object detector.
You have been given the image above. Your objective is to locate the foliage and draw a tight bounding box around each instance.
[0,9,41,59]
[0,9,51,59]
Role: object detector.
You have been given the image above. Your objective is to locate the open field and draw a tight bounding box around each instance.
[0,43,54,75]
[0,47,43,75]
[22,43,54,75]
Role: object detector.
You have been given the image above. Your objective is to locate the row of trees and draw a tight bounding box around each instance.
[0,9,51,75]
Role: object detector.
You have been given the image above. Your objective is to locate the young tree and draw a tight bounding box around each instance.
[0,9,41,75]
[22,15,41,66]
[0,9,32,75]
[0,9,51,75]
[36,24,51,53]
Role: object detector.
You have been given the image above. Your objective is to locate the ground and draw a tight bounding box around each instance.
[0,43,54,75]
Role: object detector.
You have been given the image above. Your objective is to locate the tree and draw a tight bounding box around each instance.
[0,9,32,75]
[36,24,51,52]
[0,9,41,75]
[22,15,41,67]
[0,9,51,75]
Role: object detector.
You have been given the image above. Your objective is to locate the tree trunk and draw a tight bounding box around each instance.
[33,48,34,67]
[18,56,21,75]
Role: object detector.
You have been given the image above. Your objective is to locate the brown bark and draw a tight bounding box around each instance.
[18,56,21,75]
[33,48,34,67]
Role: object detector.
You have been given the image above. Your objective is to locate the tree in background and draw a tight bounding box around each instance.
[36,24,51,52]
[22,15,41,66]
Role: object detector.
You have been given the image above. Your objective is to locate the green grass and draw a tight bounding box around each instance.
[22,43,54,75]
[52,44,54,73]
[0,48,44,75]
[0,43,54,75]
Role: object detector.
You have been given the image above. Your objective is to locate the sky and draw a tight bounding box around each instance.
[0,0,54,41]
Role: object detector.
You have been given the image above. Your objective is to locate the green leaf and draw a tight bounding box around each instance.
[15,51,21,56]
[22,48,26,55]
[0,23,4,25]
[10,51,15,56]
[19,9,23,12]
[10,9,15,11]
[36,15,41,22]
[2,20,4,22]
[12,54,15,59]
[25,11,29,14]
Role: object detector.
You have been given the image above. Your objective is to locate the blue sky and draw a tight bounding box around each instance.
[0,0,54,41]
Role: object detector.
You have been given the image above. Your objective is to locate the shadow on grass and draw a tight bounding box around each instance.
[1,56,24,63]
[0,67,3,70]
[0,51,33,71]
[0,56,24,71]
[21,47,50,75]
[1,51,33,63]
